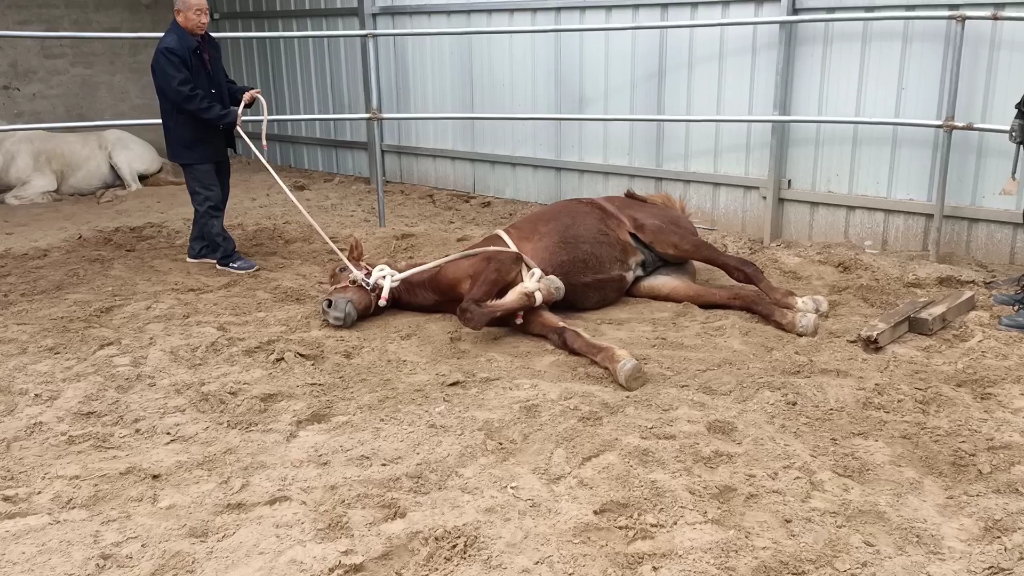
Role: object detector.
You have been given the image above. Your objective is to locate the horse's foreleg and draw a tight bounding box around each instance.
[633,229,828,316]
[628,266,820,336]
[516,307,645,391]
[456,273,565,331]
[3,175,59,205]
[456,291,533,330]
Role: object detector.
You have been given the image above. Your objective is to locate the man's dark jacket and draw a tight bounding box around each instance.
[151,20,253,165]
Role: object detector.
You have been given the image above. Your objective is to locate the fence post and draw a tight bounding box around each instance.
[357,0,387,227]
[928,16,966,262]
[763,0,794,247]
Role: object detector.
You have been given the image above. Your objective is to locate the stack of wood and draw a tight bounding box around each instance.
[858,290,977,348]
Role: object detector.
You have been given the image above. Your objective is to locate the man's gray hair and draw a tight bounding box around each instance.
[173,0,191,9]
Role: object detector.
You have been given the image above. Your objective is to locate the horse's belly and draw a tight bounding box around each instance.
[501,200,654,309]
[556,273,635,310]
[58,165,119,195]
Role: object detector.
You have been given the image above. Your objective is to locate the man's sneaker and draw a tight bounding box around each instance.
[986,274,1023,290]
[993,292,1024,307]
[997,309,1024,333]
[992,272,1024,308]
[186,256,217,264]
[217,256,259,274]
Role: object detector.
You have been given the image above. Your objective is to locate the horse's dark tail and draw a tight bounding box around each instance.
[140,160,186,187]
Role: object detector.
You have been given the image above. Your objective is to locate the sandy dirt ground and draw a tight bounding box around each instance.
[3,158,1024,576]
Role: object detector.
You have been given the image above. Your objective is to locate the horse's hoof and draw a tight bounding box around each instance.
[795,312,820,337]
[540,275,566,303]
[795,295,829,317]
[615,358,646,392]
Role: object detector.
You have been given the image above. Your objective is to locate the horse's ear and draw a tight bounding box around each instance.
[348,237,364,262]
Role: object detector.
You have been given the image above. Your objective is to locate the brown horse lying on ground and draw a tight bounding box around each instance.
[321,189,828,391]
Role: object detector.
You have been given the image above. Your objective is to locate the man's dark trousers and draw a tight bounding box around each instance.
[182,161,238,266]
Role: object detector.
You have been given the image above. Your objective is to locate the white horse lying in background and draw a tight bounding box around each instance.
[0,128,184,205]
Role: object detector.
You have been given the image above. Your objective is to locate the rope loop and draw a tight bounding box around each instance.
[521,267,545,307]
[237,93,269,152]
[369,264,401,307]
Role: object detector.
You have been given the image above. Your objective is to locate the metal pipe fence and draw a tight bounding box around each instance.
[1,8,1020,261]
[0,115,371,133]
[927,18,967,266]
[2,115,1006,134]
[1,11,1023,39]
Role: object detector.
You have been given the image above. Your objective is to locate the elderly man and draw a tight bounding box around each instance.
[150,0,260,273]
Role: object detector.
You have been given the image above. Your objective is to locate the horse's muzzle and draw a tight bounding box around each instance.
[321,297,358,328]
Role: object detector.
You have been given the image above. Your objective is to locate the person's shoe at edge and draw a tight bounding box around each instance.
[998,308,1024,333]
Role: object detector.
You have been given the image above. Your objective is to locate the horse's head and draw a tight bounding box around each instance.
[320,237,384,328]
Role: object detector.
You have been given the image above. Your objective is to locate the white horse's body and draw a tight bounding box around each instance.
[0,129,182,205]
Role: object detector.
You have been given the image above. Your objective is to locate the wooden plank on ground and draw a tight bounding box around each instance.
[908,290,976,335]
[859,298,935,348]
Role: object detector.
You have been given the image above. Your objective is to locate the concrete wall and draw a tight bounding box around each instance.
[0,0,173,155]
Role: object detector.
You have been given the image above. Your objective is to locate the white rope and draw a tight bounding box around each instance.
[235,95,360,272]
[494,229,545,307]
[234,96,531,306]
[366,245,533,307]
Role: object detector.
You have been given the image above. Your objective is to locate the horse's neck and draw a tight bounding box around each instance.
[388,264,445,311]
[389,259,422,274]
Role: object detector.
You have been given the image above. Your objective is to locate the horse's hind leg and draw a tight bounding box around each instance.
[628,265,820,336]
[516,307,645,391]
[94,153,145,204]
[107,148,148,193]
[632,225,828,316]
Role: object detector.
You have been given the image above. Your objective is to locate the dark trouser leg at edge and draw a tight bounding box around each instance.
[995,100,1024,332]
[216,159,232,228]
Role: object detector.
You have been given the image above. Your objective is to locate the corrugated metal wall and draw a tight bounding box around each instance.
[214,0,1024,264]
[375,0,776,238]
[782,0,1024,262]
[215,0,369,176]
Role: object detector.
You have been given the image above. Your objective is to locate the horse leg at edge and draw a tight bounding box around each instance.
[516,307,645,391]
[627,265,820,336]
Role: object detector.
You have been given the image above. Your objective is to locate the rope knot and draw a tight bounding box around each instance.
[520,268,545,306]
[368,264,401,307]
